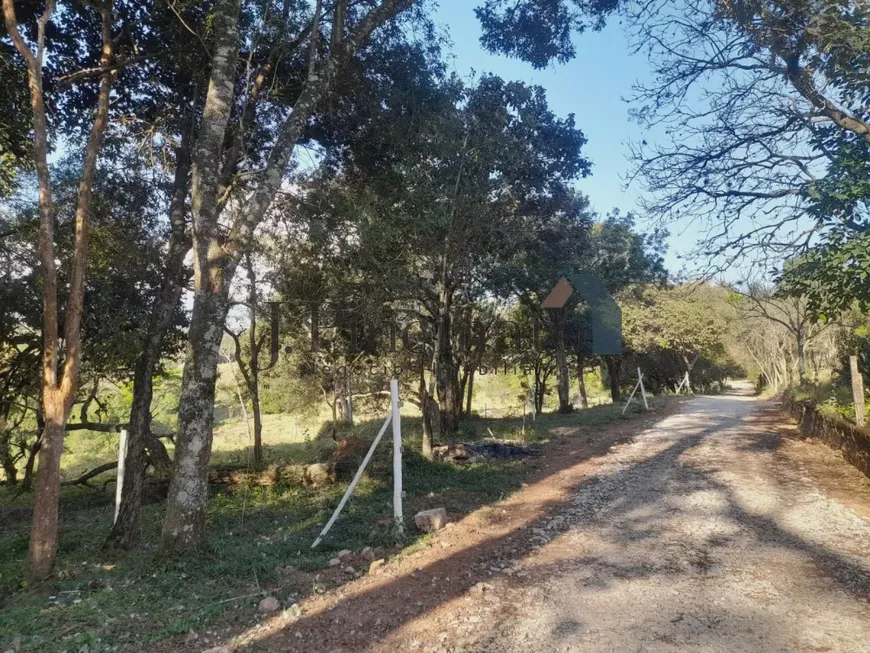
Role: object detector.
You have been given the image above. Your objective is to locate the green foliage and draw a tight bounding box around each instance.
[0,156,187,482]
[778,231,870,318]
[474,0,620,68]
[0,48,31,197]
[786,382,869,424]
[620,284,737,392]
[622,285,728,363]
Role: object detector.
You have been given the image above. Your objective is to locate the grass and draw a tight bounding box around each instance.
[50,368,616,483]
[1,385,656,652]
[785,382,869,425]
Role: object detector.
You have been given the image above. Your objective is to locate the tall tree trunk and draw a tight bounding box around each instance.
[161,292,230,551]
[28,409,65,580]
[576,354,588,409]
[533,361,546,414]
[605,356,621,402]
[0,410,17,484]
[160,0,241,552]
[796,333,806,385]
[247,256,264,463]
[1,450,16,484]
[457,369,468,418]
[552,308,572,413]
[251,377,263,462]
[433,279,458,438]
[465,370,475,416]
[106,125,192,550]
[419,363,433,459]
[21,438,39,491]
[3,0,115,580]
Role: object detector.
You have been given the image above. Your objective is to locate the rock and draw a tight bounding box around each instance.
[369,559,386,574]
[185,629,198,644]
[470,581,494,595]
[283,603,302,618]
[304,463,336,487]
[361,546,376,561]
[337,549,352,560]
[258,596,280,613]
[414,507,448,533]
[329,558,341,567]
[343,566,355,575]
[202,648,231,653]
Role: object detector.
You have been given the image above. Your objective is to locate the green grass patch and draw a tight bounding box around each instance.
[786,382,868,425]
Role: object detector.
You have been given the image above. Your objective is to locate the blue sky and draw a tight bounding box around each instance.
[432,0,691,276]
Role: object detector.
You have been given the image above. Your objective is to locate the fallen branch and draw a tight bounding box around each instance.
[65,422,126,432]
[61,461,118,487]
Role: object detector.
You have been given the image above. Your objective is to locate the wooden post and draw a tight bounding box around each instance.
[114,429,128,524]
[850,355,866,427]
[390,379,403,533]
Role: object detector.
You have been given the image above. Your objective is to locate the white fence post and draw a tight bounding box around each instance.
[639,367,649,410]
[390,378,403,533]
[311,412,393,548]
[622,368,650,415]
[114,428,128,524]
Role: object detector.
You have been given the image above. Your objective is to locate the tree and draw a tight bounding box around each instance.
[731,282,827,386]
[778,232,870,319]
[621,0,870,275]
[477,1,870,282]
[622,284,728,392]
[161,0,421,552]
[0,154,187,492]
[3,0,118,580]
[582,211,667,401]
[314,74,590,442]
[475,0,619,69]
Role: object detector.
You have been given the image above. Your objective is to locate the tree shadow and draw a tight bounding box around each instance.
[220,392,870,652]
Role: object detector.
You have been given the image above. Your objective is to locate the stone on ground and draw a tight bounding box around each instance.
[258,596,280,613]
[414,507,448,533]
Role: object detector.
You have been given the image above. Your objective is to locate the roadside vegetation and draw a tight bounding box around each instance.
[0,393,664,652]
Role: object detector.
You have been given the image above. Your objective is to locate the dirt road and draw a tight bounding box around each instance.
[229,387,870,652]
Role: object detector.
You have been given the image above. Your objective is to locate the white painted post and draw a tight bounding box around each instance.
[390,378,403,533]
[622,376,641,415]
[311,411,393,548]
[622,368,650,415]
[114,429,128,524]
[639,367,649,410]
